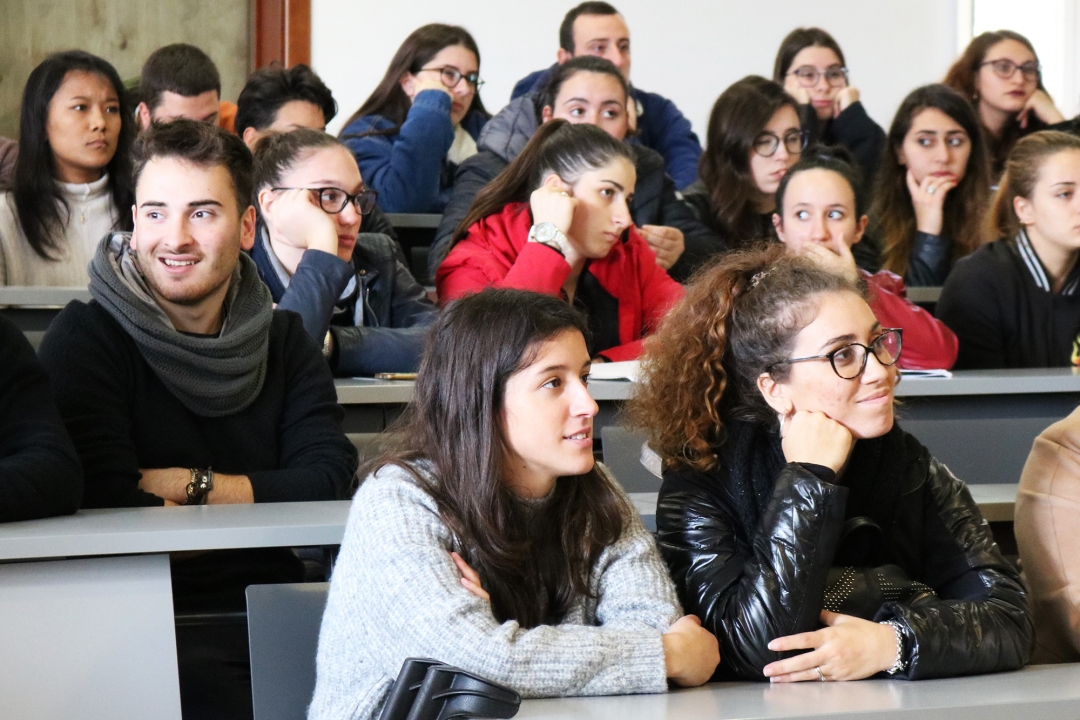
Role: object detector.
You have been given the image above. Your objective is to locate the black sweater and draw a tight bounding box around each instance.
[937,235,1080,369]
[0,314,82,521]
[37,301,358,508]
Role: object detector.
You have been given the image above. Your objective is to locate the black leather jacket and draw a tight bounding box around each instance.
[656,421,1033,681]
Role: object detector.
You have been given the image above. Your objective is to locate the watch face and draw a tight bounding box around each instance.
[535,223,557,242]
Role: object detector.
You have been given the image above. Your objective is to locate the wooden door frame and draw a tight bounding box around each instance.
[253,0,311,68]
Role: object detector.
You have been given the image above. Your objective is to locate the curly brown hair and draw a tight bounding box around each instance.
[625,244,863,472]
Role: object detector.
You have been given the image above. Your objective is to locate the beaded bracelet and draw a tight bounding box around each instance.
[879,620,907,675]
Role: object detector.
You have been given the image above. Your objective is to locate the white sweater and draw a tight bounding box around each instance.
[308,463,681,720]
[0,174,118,286]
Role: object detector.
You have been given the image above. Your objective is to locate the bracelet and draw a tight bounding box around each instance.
[880,619,907,675]
[185,467,214,506]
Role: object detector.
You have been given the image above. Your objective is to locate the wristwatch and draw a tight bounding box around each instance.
[185,467,214,505]
[528,222,569,257]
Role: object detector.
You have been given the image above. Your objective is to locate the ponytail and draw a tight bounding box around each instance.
[626,243,862,471]
[451,120,634,243]
[984,130,1080,242]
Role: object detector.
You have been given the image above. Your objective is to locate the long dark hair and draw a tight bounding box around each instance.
[452,120,634,242]
[374,288,629,628]
[698,76,797,241]
[772,27,847,82]
[943,30,1048,175]
[985,130,1080,241]
[340,24,489,138]
[870,84,991,277]
[13,51,134,260]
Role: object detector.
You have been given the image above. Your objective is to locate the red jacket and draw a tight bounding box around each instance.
[864,269,958,370]
[436,202,684,361]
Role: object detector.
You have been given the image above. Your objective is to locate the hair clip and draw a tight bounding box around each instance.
[750,269,772,288]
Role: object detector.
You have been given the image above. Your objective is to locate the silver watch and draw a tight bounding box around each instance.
[528,222,569,257]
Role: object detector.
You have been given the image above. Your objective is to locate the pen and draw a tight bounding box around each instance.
[374,372,418,381]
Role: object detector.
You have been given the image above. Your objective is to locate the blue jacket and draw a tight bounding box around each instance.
[512,64,701,189]
[250,228,436,376]
[339,90,488,213]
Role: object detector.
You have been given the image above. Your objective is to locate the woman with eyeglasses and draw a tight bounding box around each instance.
[938,131,1080,369]
[339,24,490,213]
[773,28,886,192]
[251,129,436,376]
[866,84,992,286]
[437,120,683,362]
[627,242,1033,682]
[944,30,1077,179]
[683,76,804,253]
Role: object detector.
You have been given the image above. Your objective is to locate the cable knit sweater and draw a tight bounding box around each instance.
[308,462,681,720]
[0,174,117,286]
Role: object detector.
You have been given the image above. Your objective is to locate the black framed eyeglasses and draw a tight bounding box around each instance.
[979,58,1040,81]
[419,65,484,91]
[272,187,379,215]
[753,129,809,158]
[788,65,849,88]
[774,328,903,380]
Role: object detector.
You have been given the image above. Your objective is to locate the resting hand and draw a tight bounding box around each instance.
[262,188,338,256]
[906,168,955,236]
[639,225,684,270]
[783,76,812,106]
[763,610,898,682]
[451,551,490,602]
[798,240,858,285]
[781,410,854,474]
[662,615,721,687]
[834,86,860,116]
[529,184,577,235]
[138,467,189,504]
[1018,89,1065,129]
[410,74,453,99]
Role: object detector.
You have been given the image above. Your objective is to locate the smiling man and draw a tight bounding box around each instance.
[37,119,357,720]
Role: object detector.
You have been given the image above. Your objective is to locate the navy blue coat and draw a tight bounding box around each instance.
[251,229,436,376]
[339,90,488,213]
[512,64,701,190]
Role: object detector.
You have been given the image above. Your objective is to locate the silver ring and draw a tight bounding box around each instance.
[927,185,936,195]
[559,191,569,197]
[816,666,825,682]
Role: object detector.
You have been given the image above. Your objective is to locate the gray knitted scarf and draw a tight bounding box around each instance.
[88,232,273,417]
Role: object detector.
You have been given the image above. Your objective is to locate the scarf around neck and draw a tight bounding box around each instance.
[88,232,273,417]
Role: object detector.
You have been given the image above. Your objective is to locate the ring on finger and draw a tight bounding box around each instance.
[927,185,937,195]
[816,666,826,682]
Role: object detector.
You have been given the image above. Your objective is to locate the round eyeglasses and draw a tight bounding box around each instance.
[419,65,484,91]
[272,187,379,215]
[788,65,849,88]
[774,328,903,380]
[753,129,808,158]
[979,58,1040,82]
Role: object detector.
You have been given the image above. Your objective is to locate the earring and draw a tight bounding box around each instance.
[778,413,787,437]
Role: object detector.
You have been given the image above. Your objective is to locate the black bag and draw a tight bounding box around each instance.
[822,517,937,618]
[379,657,521,720]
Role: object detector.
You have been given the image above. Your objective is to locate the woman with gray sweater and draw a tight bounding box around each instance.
[308,289,719,720]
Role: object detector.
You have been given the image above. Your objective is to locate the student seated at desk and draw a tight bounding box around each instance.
[0,51,134,286]
[431,56,717,283]
[309,289,719,720]
[937,131,1080,369]
[0,313,82,522]
[628,244,1032,682]
[773,145,958,370]
[682,77,802,255]
[135,43,237,133]
[866,84,992,286]
[251,129,436,376]
[234,63,402,245]
[436,121,683,362]
[773,27,886,193]
[37,120,357,720]
[338,24,490,214]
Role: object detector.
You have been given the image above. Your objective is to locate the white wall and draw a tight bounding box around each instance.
[313,1,961,139]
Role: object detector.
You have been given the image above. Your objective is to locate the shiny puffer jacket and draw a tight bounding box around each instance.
[656,422,1034,681]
